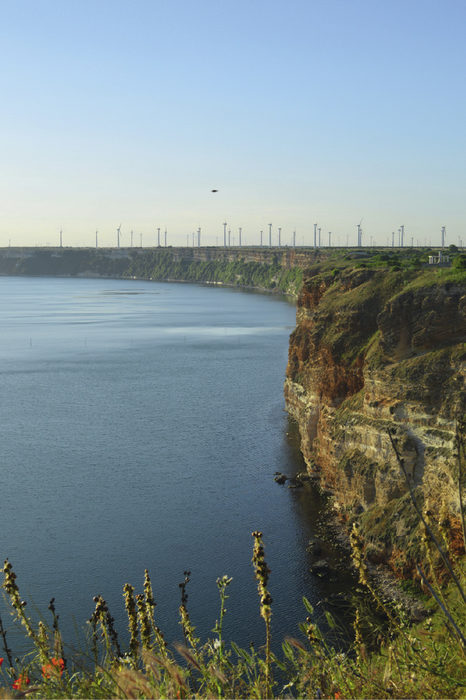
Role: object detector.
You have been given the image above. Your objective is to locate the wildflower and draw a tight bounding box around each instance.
[12,673,30,690]
[123,583,139,659]
[251,531,273,696]
[0,657,3,666]
[335,693,342,699]
[251,531,272,622]
[350,524,368,586]
[136,593,151,649]
[118,656,132,667]
[91,595,122,658]
[216,574,233,588]
[42,657,65,678]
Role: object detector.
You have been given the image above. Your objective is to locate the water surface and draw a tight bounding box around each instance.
[0,276,353,653]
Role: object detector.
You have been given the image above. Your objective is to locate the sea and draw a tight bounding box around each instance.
[0,275,355,656]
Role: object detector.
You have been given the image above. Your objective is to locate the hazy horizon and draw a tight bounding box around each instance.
[1,0,465,248]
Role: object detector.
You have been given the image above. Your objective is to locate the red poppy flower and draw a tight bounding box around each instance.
[12,674,30,690]
[42,664,53,679]
[42,657,65,678]
[0,657,3,666]
[52,657,65,672]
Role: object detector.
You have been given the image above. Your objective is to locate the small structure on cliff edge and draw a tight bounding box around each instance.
[428,251,451,265]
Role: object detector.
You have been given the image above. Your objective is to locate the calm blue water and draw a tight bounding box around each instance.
[0,276,352,655]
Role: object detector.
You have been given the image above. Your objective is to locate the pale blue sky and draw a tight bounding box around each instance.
[1,0,465,247]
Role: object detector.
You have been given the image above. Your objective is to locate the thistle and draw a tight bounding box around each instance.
[37,621,49,664]
[142,570,167,656]
[2,560,38,645]
[350,523,399,630]
[251,531,273,623]
[213,574,233,660]
[143,569,155,620]
[90,595,122,659]
[353,608,364,668]
[252,530,273,697]
[136,593,151,650]
[349,523,368,586]
[48,598,65,667]
[178,571,198,649]
[123,583,139,661]
[304,616,322,657]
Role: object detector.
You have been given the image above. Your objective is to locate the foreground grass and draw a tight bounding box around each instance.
[1,426,464,698]
[0,526,464,699]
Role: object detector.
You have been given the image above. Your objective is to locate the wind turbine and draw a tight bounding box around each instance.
[357,218,363,247]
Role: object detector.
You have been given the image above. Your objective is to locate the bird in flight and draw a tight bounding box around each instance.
[211,189,218,192]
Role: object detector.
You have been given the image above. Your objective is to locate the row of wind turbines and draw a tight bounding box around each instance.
[50,222,457,250]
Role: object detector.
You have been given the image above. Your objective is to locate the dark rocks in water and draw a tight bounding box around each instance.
[296,471,311,482]
[287,477,303,488]
[306,539,323,556]
[307,472,321,481]
[310,559,330,575]
[275,471,315,488]
[288,474,308,488]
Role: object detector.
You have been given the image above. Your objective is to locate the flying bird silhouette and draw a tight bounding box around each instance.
[211,189,218,192]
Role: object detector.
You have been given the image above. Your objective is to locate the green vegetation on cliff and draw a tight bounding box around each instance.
[125,249,304,295]
[286,259,465,593]
[1,245,464,298]
[0,247,304,296]
[0,248,130,278]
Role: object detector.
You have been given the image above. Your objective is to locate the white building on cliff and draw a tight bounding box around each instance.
[428,251,450,265]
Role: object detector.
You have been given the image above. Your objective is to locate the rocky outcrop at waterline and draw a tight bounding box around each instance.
[285,265,466,575]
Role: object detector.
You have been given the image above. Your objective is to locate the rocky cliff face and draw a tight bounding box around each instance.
[0,245,328,275]
[285,266,466,573]
[0,246,327,296]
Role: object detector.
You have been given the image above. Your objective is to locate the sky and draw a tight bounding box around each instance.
[1,0,465,248]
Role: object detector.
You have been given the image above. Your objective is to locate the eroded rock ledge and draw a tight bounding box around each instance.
[285,266,466,575]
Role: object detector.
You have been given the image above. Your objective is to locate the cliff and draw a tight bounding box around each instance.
[0,246,330,297]
[285,264,466,574]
